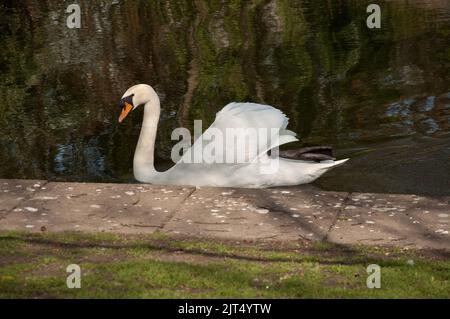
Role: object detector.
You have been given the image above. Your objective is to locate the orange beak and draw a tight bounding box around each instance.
[118,102,133,123]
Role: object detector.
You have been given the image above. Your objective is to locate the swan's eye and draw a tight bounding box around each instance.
[118,94,134,109]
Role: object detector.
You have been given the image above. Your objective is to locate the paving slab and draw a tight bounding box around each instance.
[0,180,47,214]
[0,182,194,234]
[327,193,450,250]
[164,186,347,241]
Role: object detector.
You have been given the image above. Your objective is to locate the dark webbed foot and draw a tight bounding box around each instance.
[279,146,335,162]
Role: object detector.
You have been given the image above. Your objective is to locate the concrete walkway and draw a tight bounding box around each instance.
[0,179,448,250]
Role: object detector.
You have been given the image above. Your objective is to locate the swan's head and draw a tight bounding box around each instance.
[118,84,156,123]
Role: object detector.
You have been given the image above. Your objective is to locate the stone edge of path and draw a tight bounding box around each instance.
[0,179,449,251]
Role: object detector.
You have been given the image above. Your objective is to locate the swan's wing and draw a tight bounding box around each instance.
[180,102,298,164]
[215,102,290,132]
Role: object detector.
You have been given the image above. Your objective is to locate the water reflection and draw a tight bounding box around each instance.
[0,0,449,194]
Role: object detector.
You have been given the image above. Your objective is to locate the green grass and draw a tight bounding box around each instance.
[0,231,448,298]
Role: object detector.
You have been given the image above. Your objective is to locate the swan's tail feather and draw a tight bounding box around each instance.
[317,158,349,171]
[333,158,349,165]
[300,158,349,183]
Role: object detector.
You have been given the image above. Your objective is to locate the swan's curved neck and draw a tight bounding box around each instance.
[133,94,161,182]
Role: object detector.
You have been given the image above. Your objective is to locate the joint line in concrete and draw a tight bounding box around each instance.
[323,191,352,242]
[159,186,197,230]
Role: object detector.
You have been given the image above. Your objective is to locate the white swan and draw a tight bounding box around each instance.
[118,84,348,188]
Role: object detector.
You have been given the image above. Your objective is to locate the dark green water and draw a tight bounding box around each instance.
[0,0,449,194]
